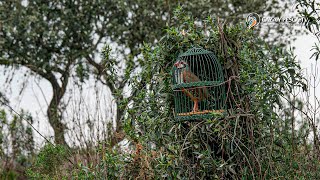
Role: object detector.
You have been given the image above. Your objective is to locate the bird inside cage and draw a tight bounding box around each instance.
[174,60,209,112]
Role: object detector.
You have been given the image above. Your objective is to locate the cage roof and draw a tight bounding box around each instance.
[178,47,213,57]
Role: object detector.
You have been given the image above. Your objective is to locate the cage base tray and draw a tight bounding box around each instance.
[178,109,224,116]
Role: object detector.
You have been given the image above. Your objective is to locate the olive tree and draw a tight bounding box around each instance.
[0,0,127,145]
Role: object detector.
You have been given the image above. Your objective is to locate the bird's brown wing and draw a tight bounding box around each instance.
[182,70,208,100]
[182,70,201,83]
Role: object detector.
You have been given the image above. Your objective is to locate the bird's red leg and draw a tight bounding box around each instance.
[193,100,199,112]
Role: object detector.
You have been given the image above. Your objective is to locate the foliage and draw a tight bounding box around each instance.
[26,144,68,179]
[1,1,320,179]
[74,148,127,179]
[297,0,320,60]
[26,143,130,179]
[294,2,320,171]
[0,109,34,179]
[118,7,316,179]
[55,6,318,179]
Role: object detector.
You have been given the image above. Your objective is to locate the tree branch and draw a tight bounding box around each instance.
[86,55,115,93]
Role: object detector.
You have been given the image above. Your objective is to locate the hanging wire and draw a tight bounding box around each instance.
[0,99,75,166]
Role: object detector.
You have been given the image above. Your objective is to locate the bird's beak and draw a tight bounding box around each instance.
[174,61,179,67]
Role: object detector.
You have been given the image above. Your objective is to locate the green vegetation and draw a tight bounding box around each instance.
[1,0,320,179]
[26,144,67,179]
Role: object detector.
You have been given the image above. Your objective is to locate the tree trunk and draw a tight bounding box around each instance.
[110,99,126,147]
[115,99,125,132]
[47,104,66,145]
[47,77,68,146]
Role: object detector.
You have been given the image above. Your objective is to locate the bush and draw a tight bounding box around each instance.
[27,144,68,179]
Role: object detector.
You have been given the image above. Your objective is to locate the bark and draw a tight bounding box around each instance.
[110,102,125,146]
[27,65,70,146]
[47,84,68,145]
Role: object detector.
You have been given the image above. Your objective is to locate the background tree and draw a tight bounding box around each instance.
[0,0,127,145]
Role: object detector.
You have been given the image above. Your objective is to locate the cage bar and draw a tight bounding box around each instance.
[172,47,226,121]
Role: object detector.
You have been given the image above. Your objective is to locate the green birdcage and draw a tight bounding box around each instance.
[172,47,226,121]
